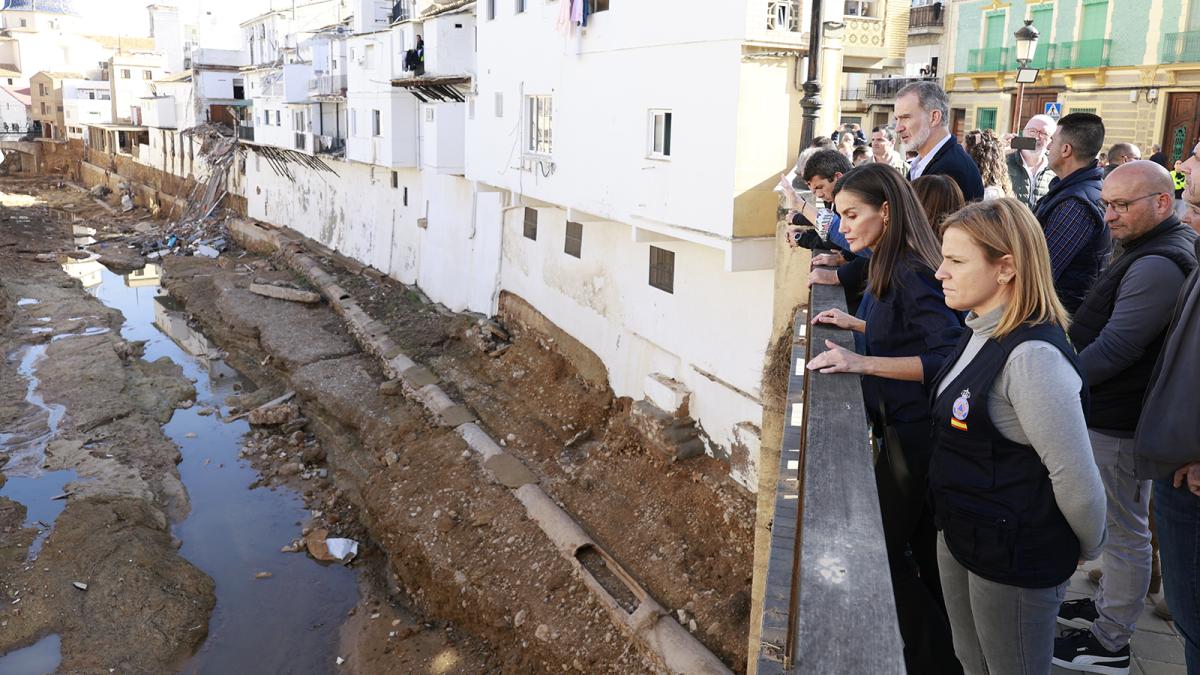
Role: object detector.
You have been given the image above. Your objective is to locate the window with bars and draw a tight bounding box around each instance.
[391,171,398,189]
[143,70,152,80]
[589,0,609,12]
[486,0,496,19]
[373,109,381,136]
[515,0,525,13]
[649,110,672,159]
[977,108,997,131]
[526,95,552,155]
[649,246,675,294]
[523,208,538,240]
[565,221,582,258]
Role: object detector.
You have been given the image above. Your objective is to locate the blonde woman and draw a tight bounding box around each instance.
[930,198,1106,675]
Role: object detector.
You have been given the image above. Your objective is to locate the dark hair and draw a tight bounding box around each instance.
[803,149,853,182]
[966,129,1012,196]
[912,174,965,234]
[810,136,835,150]
[833,163,943,297]
[1057,112,1106,160]
[852,145,869,160]
[871,125,895,142]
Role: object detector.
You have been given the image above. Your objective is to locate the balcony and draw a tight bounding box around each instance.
[391,0,415,23]
[867,77,934,101]
[1053,39,1111,69]
[308,73,348,99]
[237,123,254,142]
[315,134,345,155]
[908,3,944,34]
[1162,31,1200,64]
[841,88,866,101]
[968,47,1010,72]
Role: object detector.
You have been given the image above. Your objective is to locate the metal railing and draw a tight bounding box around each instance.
[968,46,1011,72]
[237,124,255,142]
[767,0,802,32]
[1053,39,1111,69]
[308,73,348,97]
[392,0,415,22]
[841,88,866,101]
[1162,31,1200,64]
[294,131,307,151]
[756,278,904,674]
[867,76,934,100]
[908,3,944,29]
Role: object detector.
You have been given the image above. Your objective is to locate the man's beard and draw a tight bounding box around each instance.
[903,126,930,153]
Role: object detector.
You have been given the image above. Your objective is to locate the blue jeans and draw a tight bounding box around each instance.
[1155,479,1200,675]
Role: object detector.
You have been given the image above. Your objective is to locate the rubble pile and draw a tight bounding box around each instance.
[467,318,513,358]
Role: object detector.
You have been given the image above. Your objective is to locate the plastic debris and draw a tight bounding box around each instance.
[72,582,88,591]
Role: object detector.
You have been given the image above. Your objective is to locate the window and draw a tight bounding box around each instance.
[977,108,997,131]
[486,0,496,19]
[263,110,269,124]
[350,109,357,135]
[372,109,381,136]
[365,44,375,69]
[143,70,152,80]
[425,107,434,122]
[844,0,874,17]
[38,83,46,96]
[40,102,47,114]
[565,221,582,258]
[391,171,398,188]
[515,0,526,13]
[403,187,409,206]
[121,69,131,79]
[293,110,304,131]
[526,95,552,155]
[523,207,537,240]
[274,110,281,126]
[649,110,672,158]
[649,246,675,294]
[588,0,609,12]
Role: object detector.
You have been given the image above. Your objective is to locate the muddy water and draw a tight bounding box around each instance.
[2,265,359,673]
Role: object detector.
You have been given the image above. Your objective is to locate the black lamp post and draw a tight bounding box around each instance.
[1012,18,1040,134]
[799,0,824,149]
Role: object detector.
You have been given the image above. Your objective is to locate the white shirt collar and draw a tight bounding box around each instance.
[910,132,952,180]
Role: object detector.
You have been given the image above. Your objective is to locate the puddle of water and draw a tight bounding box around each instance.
[2,470,77,559]
[0,634,62,674]
[16,298,38,307]
[85,266,359,674]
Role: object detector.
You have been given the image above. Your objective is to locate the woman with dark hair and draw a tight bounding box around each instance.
[913,174,966,235]
[807,163,965,674]
[967,129,1014,201]
[932,199,1105,674]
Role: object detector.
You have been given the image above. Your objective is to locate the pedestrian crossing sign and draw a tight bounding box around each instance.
[1044,102,1063,120]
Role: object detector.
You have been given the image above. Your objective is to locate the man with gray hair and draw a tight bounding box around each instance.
[895,80,984,201]
[1007,113,1057,209]
[1104,143,1143,177]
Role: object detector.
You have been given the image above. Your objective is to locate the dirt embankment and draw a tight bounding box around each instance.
[0,186,214,673]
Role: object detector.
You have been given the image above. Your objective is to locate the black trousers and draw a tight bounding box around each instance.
[876,419,963,675]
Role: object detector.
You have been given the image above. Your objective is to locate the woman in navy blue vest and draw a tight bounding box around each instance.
[807,163,965,674]
[930,199,1107,674]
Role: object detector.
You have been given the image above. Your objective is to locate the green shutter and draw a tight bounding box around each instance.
[1190,0,1200,32]
[1030,5,1054,68]
[977,108,997,131]
[1080,0,1108,41]
[984,12,1006,50]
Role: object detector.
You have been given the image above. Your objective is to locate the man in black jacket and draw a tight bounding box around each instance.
[894,80,984,201]
[1053,162,1198,674]
[1035,112,1111,313]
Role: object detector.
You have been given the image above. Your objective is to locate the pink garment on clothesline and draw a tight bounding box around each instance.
[556,0,573,33]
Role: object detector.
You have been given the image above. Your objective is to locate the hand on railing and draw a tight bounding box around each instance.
[812,308,866,334]
[806,339,870,375]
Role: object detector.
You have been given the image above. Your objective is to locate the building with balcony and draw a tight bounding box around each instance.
[29,70,80,139]
[0,83,30,132]
[62,78,110,139]
[831,0,911,130]
[943,0,1200,164]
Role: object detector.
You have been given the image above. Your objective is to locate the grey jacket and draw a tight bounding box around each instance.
[1007,151,1055,211]
[1135,236,1200,479]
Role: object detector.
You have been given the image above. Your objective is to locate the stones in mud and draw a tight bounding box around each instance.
[301,445,326,465]
[280,417,308,435]
[468,318,513,358]
[248,402,299,426]
[513,609,527,628]
[278,462,303,477]
[378,379,403,396]
[72,581,88,591]
[382,451,398,467]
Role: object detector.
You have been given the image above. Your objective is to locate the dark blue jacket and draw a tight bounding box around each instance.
[914,134,985,202]
[854,256,965,426]
[1034,161,1110,314]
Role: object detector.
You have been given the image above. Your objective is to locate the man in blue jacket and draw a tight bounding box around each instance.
[894,80,985,201]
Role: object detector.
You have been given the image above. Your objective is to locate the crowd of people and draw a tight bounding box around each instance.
[778,80,1200,675]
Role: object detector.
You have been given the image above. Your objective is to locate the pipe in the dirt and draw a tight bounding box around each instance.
[230,218,734,674]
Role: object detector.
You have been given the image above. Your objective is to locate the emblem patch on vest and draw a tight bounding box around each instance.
[951,389,970,431]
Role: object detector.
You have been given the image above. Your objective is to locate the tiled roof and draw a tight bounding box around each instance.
[0,0,76,14]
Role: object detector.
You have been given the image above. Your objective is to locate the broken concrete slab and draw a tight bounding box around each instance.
[378,379,402,396]
[400,365,439,389]
[483,453,538,489]
[248,283,321,305]
[439,404,476,428]
[228,219,280,255]
[455,423,505,460]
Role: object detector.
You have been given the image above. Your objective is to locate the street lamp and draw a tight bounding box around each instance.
[1011,18,1041,134]
[799,0,824,150]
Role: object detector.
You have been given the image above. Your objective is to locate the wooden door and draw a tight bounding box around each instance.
[1162,92,1200,167]
[1011,91,1060,133]
[952,108,966,141]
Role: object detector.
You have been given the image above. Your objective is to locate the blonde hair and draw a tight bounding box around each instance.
[940,198,1070,338]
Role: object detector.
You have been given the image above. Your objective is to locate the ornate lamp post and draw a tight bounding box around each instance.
[1011,19,1041,134]
[799,0,824,149]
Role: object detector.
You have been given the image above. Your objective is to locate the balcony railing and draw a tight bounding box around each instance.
[867,77,934,100]
[315,134,345,155]
[392,0,415,22]
[1053,39,1111,69]
[1162,31,1200,64]
[237,124,254,142]
[1027,41,1053,70]
[767,0,801,32]
[968,47,1011,72]
[309,73,348,98]
[908,3,944,29]
[841,88,867,101]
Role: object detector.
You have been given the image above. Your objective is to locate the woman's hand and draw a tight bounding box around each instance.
[812,308,866,333]
[811,253,845,268]
[807,268,840,288]
[1173,463,1200,497]
[807,339,871,375]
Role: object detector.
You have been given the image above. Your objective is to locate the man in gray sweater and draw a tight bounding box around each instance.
[1054,162,1199,674]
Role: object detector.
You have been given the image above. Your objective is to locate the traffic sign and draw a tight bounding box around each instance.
[1044,102,1063,120]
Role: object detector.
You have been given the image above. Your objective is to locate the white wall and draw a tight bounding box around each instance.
[244,157,499,316]
[197,70,235,100]
[420,101,464,174]
[0,91,29,130]
[498,208,773,490]
[424,12,474,75]
[468,2,743,239]
[141,96,177,129]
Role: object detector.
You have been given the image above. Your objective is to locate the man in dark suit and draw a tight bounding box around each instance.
[894,81,985,201]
